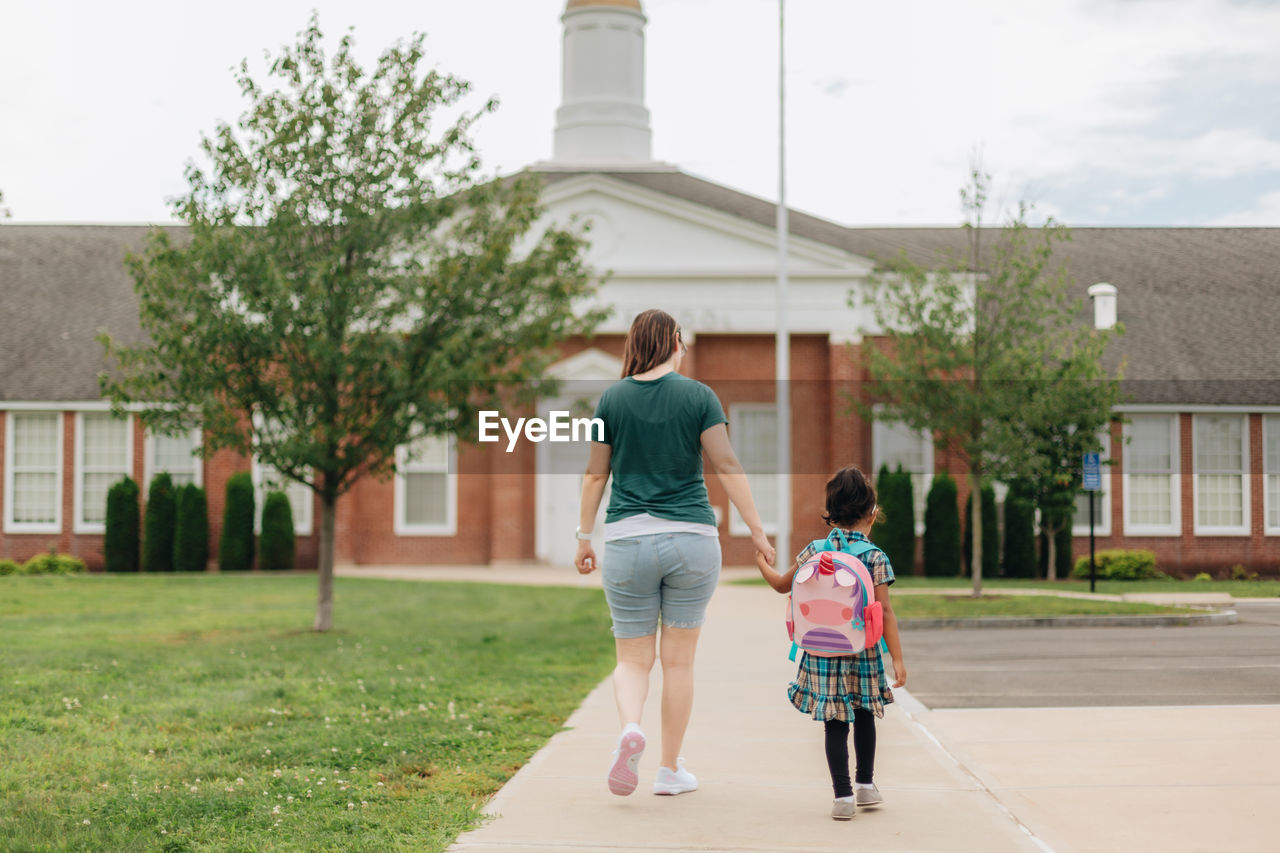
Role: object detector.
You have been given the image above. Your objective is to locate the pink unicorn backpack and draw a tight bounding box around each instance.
[786,529,884,661]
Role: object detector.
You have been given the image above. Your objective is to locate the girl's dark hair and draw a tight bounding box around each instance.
[822,465,877,528]
[621,309,680,377]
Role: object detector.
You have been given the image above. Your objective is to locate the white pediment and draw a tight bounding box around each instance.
[547,347,623,382]
[536,173,874,277]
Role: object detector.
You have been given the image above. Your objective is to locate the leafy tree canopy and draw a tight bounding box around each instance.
[855,168,1122,594]
[101,16,604,628]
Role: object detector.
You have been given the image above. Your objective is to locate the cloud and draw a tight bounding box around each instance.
[1211,189,1280,225]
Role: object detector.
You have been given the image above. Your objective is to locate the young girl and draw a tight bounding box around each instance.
[755,465,907,820]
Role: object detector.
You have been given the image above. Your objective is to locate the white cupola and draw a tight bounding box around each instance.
[552,0,654,164]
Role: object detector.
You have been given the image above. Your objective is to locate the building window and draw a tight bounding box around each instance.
[728,404,778,535]
[395,433,457,536]
[147,428,202,488]
[252,460,314,536]
[871,416,933,532]
[5,412,64,533]
[1073,432,1112,537]
[75,413,133,532]
[1194,414,1249,535]
[1123,414,1180,536]
[1265,415,1280,535]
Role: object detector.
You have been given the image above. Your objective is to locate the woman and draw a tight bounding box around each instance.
[575,308,775,797]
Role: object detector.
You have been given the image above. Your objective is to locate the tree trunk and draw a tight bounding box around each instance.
[1044,518,1059,582]
[970,465,983,597]
[313,491,338,632]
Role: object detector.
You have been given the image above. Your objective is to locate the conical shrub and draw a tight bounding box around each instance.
[259,490,296,572]
[173,483,210,572]
[219,472,256,572]
[104,477,140,573]
[143,473,177,572]
[923,473,961,577]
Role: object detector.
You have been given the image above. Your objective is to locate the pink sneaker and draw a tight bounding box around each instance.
[607,728,646,796]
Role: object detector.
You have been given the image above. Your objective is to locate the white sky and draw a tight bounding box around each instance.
[3,0,1279,226]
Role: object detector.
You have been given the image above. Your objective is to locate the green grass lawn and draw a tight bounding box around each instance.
[889,594,1188,620]
[0,574,615,852]
[890,576,1280,598]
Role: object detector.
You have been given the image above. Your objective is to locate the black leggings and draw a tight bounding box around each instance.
[823,709,875,798]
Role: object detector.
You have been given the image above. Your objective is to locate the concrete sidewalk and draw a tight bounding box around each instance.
[336,566,1278,851]
[448,583,1046,853]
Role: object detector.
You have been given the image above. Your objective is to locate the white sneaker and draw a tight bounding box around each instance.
[608,727,646,796]
[652,758,698,795]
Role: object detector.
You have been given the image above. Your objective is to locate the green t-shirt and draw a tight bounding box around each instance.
[594,372,728,525]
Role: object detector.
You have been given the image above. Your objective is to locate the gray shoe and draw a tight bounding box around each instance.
[856,784,883,807]
[831,798,857,820]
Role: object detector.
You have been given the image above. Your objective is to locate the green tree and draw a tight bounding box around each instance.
[923,473,961,577]
[963,481,998,578]
[872,465,915,575]
[220,473,255,572]
[173,484,210,572]
[856,168,1121,595]
[100,17,602,630]
[104,477,140,573]
[1002,479,1038,578]
[259,491,296,571]
[143,473,178,572]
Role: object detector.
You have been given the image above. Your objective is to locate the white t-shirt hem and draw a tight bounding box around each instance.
[603,512,719,541]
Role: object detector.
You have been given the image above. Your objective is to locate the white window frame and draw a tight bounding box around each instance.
[871,413,934,534]
[144,427,203,489]
[73,412,134,534]
[1122,413,1181,536]
[4,411,65,534]
[1073,431,1112,537]
[728,403,779,537]
[1265,415,1280,536]
[1192,413,1250,536]
[394,433,458,537]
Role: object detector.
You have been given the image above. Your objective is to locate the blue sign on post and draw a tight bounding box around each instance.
[1082,452,1102,491]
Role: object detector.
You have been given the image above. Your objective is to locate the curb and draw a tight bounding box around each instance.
[900,609,1238,630]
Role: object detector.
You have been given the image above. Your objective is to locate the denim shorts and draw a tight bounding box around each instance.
[602,533,722,639]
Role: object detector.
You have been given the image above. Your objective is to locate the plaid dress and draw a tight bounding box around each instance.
[787,530,896,720]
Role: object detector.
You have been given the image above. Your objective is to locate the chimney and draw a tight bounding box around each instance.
[1088,283,1117,330]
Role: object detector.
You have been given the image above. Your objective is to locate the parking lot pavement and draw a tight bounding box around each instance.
[899,620,1280,708]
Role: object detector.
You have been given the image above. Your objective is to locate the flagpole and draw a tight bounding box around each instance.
[775,0,791,567]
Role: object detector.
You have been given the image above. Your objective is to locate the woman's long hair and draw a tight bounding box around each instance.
[621,309,680,377]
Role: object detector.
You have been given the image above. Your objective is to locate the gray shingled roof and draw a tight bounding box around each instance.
[539,168,1280,406]
[0,225,154,402]
[3,169,1279,405]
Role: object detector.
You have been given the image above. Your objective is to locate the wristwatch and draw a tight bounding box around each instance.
[575,526,594,541]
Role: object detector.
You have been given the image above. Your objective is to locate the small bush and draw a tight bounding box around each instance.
[1072,549,1168,581]
[258,491,296,572]
[143,473,177,572]
[173,484,210,573]
[104,477,141,573]
[21,552,87,575]
[872,465,915,575]
[219,472,256,572]
[963,482,999,578]
[1230,564,1259,582]
[923,473,961,577]
[1193,572,1213,582]
[0,559,22,576]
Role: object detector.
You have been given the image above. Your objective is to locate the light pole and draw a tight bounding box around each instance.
[775,0,791,567]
